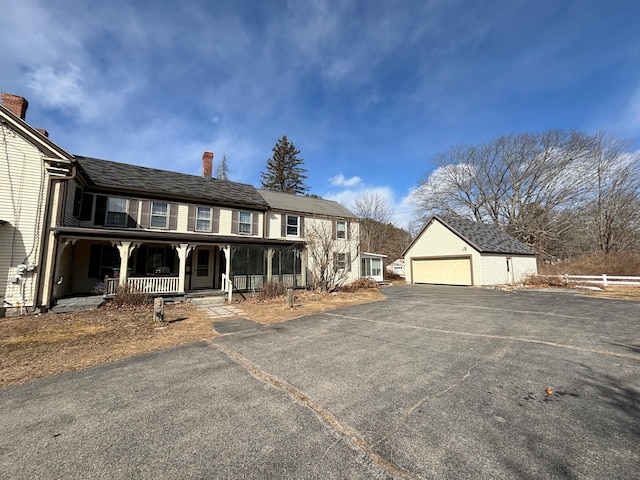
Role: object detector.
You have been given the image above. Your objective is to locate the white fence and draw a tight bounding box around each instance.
[544,274,640,287]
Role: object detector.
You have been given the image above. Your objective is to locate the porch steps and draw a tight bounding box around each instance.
[188,295,226,307]
[51,296,106,314]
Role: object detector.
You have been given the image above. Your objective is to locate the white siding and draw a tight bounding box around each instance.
[0,126,49,308]
[265,212,280,238]
[303,216,359,286]
[512,256,538,283]
[479,255,509,285]
[404,220,481,284]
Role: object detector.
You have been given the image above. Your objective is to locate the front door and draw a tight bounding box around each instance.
[192,247,213,289]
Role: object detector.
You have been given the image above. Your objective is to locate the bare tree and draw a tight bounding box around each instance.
[412,130,599,256]
[215,153,230,180]
[353,191,394,253]
[583,133,640,254]
[305,220,357,292]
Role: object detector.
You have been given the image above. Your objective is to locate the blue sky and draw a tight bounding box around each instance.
[2,0,640,228]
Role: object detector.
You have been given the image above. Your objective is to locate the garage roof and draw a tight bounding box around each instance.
[405,215,537,256]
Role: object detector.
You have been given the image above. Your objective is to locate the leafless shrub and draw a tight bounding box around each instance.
[259,281,288,299]
[539,253,640,276]
[341,278,379,292]
[106,285,151,309]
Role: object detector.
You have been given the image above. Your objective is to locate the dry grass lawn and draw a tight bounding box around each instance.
[0,289,384,388]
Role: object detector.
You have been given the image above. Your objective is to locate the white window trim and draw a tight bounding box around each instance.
[336,220,346,239]
[150,201,168,229]
[286,215,299,237]
[196,206,212,232]
[239,211,252,235]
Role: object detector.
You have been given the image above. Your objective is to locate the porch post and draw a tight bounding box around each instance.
[49,238,77,301]
[115,242,137,287]
[266,248,274,282]
[224,245,232,303]
[176,244,193,294]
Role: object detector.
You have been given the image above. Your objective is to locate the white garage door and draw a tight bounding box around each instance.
[412,257,472,285]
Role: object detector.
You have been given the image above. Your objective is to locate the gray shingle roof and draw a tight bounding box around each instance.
[76,156,269,210]
[436,215,536,255]
[257,189,357,218]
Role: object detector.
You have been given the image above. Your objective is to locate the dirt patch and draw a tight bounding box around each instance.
[0,289,384,388]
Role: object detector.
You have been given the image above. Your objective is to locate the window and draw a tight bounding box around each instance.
[106,197,128,227]
[286,215,299,236]
[336,252,347,270]
[361,258,382,277]
[196,249,209,276]
[196,207,211,231]
[336,220,346,239]
[239,211,252,234]
[150,202,168,228]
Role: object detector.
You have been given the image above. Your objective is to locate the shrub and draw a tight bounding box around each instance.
[385,272,404,281]
[540,253,640,276]
[259,281,288,299]
[109,285,151,308]
[341,278,379,292]
[524,274,574,288]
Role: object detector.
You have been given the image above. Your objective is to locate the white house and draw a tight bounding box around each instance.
[0,92,361,316]
[403,215,537,286]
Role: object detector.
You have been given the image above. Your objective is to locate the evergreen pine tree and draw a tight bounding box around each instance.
[261,135,309,194]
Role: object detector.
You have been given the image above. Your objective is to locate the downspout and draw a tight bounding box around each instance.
[35,163,76,311]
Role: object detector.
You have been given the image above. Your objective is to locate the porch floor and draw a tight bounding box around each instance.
[51,296,106,314]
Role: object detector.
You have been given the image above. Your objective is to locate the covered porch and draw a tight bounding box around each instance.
[48,227,305,307]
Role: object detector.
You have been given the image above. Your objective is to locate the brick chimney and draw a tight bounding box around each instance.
[202,151,214,178]
[1,92,29,119]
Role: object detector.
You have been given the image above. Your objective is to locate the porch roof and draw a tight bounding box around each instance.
[52,226,303,247]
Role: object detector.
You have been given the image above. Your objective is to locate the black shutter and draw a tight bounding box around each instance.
[187,205,195,231]
[252,213,259,236]
[140,201,150,228]
[346,252,351,272]
[80,193,93,221]
[212,208,220,233]
[94,195,107,225]
[169,203,178,230]
[73,187,82,218]
[231,210,239,234]
[299,217,304,237]
[281,215,287,237]
[127,199,138,228]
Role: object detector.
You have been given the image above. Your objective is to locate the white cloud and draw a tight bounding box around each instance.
[329,174,362,187]
[323,178,417,230]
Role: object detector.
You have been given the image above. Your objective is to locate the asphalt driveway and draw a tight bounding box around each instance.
[1,285,638,479]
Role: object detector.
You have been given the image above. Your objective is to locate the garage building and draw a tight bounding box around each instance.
[403,216,537,286]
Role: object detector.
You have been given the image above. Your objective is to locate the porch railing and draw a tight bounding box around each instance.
[231,274,305,291]
[105,276,180,295]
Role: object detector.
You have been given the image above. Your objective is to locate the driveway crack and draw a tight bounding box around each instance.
[372,359,479,449]
[210,341,419,480]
